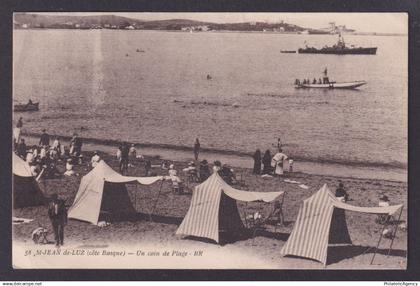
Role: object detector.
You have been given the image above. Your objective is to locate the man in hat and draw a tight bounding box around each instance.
[39,129,50,147]
[47,194,67,246]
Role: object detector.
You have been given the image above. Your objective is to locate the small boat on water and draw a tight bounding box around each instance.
[295,81,367,89]
[14,101,39,112]
[294,68,367,90]
[298,34,377,55]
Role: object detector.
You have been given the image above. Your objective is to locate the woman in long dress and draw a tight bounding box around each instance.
[271,149,288,176]
[253,149,262,174]
[262,150,272,175]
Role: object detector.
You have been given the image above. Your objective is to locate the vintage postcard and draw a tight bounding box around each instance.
[12,12,407,269]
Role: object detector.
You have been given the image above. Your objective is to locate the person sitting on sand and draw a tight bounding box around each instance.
[161,161,170,170]
[26,149,34,164]
[91,151,101,168]
[262,150,272,175]
[335,182,349,202]
[39,146,47,159]
[168,164,177,177]
[199,160,211,182]
[219,164,237,185]
[213,160,222,173]
[64,159,75,176]
[288,157,294,172]
[379,194,390,207]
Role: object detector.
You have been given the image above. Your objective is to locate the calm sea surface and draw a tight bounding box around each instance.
[13,30,407,169]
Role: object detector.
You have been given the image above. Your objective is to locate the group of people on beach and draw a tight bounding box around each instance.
[13,120,399,247]
[13,118,85,179]
[252,139,292,177]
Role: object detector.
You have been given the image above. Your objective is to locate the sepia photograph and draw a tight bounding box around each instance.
[11,12,408,270]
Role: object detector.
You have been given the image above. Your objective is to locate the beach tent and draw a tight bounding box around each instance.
[12,153,46,208]
[68,160,162,225]
[280,184,403,265]
[176,172,284,243]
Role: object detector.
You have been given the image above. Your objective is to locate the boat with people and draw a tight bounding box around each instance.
[14,100,39,112]
[298,34,377,55]
[294,68,367,89]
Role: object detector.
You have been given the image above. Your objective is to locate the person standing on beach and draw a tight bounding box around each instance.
[39,129,50,147]
[129,144,137,167]
[16,117,23,128]
[272,148,288,176]
[48,194,67,247]
[262,150,272,175]
[253,149,262,174]
[120,142,129,174]
[193,138,200,161]
[277,137,282,152]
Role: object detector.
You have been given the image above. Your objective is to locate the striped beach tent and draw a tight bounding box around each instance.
[68,160,162,225]
[280,184,403,265]
[176,172,284,243]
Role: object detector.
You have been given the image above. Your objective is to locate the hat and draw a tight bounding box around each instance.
[169,164,174,169]
[214,160,221,167]
[380,195,389,201]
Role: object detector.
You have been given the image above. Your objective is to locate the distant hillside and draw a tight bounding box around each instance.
[14,13,145,29]
[13,13,306,32]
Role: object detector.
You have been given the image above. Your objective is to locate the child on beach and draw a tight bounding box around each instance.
[289,158,294,172]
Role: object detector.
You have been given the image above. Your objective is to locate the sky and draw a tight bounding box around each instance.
[38,12,407,34]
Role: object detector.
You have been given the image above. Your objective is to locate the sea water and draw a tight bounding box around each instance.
[13,29,407,172]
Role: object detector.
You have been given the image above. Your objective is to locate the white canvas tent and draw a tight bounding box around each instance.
[12,153,46,208]
[68,160,162,225]
[176,172,284,243]
[280,184,403,265]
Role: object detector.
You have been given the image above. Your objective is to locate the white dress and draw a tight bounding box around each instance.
[272,152,288,175]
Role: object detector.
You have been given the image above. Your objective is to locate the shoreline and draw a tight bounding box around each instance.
[21,132,407,182]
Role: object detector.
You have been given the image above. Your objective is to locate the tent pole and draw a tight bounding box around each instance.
[149,179,164,222]
[387,206,403,257]
[370,219,388,265]
[134,184,137,212]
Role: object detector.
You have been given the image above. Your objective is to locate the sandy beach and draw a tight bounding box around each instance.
[12,135,407,269]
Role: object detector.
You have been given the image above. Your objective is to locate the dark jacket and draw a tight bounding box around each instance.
[48,199,67,224]
[39,133,50,146]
